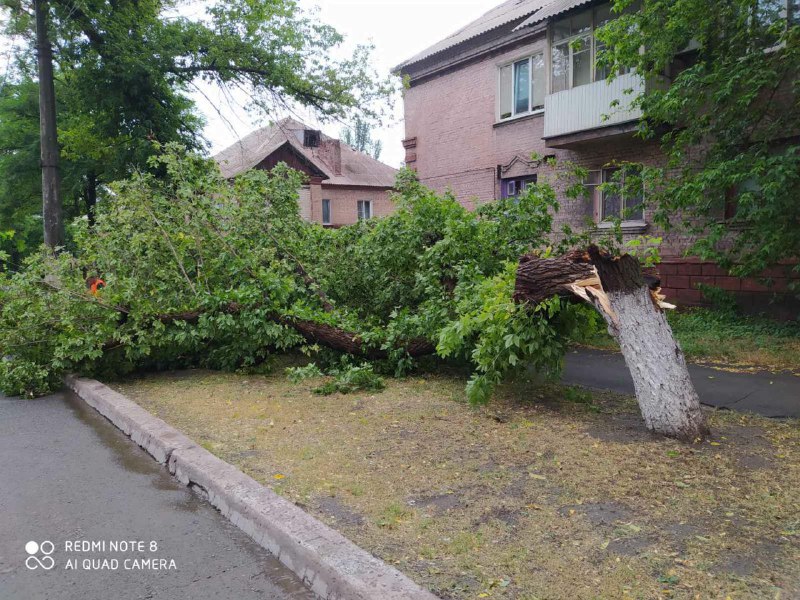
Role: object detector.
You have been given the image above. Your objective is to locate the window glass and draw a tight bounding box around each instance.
[499,64,513,119]
[789,0,800,24]
[602,168,622,220]
[623,166,644,220]
[531,54,546,108]
[594,40,610,80]
[513,59,530,114]
[601,167,644,221]
[572,10,592,34]
[357,200,372,220]
[322,199,331,225]
[553,17,571,41]
[501,175,537,199]
[572,36,592,87]
[551,42,570,92]
[594,2,612,26]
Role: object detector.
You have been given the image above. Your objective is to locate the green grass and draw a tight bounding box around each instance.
[575,307,800,371]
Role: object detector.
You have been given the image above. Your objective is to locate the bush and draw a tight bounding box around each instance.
[285,363,324,383]
[312,363,385,396]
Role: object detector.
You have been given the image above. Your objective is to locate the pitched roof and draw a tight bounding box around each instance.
[513,0,593,31]
[395,0,593,70]
[213,118,397,188]
[395,0,548,70]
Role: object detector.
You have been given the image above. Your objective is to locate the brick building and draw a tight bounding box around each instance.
[214,118,397,227]
[395,0,798,313]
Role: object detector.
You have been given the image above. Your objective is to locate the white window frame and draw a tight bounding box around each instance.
[497,52,546,122]
[549,3,632,93]
[357,200,372,221]
[322,198,331,225]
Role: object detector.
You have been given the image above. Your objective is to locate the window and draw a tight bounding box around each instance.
[600,166,644,223]
[551,3,631,93]
[501,175,537,199]
[498,53,545,120]
[357,200,372,221]
[303,129,321,148]
[754,0,799,44]
[322,199,331,225]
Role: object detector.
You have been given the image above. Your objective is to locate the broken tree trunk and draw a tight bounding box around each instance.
[151,303,434,359]
[515,246,708,441]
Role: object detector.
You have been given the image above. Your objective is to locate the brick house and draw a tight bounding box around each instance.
[214,118,397,227]
[396,0,798,313]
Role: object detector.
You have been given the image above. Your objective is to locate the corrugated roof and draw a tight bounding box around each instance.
[513,0,593,31]
[395,0,551,70]
[213,118,397,188]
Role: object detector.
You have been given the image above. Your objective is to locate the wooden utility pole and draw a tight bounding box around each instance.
[33,0,63,249]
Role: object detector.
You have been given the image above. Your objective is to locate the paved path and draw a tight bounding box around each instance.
[563,349,800,418]
[0,391,315,600]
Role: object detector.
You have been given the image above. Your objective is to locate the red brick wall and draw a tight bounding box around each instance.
[402,31,798,317]
[657,258,799,317]
[314,185,394,226]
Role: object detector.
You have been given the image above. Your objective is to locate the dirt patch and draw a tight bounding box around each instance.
[115,359,800,599]
[315,496,365,527]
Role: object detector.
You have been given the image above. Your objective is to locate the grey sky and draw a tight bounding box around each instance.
[197,0,500,168]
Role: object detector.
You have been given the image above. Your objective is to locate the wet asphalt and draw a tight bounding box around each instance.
[0,391,315,600]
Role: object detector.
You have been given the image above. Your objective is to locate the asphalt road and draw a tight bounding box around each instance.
[0,391,315,600]
[563,348,800,418]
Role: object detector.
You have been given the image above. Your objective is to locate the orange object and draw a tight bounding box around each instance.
[87,277,106,296]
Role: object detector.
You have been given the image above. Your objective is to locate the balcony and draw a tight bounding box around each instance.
[543,72,646,148]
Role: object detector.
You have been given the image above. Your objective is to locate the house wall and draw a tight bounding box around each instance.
[313,186,395,226]
[402,33,799,314]
[404,36,668,237]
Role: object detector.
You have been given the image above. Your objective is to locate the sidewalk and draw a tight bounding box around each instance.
[563,349,800,418]
[0,391,314,600]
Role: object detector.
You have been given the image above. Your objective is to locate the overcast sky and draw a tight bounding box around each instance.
[196,0,500,168]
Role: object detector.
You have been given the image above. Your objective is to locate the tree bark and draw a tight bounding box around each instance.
[34,0,63,249]
[515,246,709,441]
[85,171,97,226]
[150,303,434,359]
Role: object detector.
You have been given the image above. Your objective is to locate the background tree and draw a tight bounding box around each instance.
[598,0,799,285]
[341,115,383,160]
[0,0,392,259]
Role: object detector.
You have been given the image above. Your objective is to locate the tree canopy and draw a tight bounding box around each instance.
[341,115,383,160]
[0,0,392,258]
[599,0,799,281]
[0,145,595,401]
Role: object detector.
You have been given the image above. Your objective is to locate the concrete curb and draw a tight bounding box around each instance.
[65,375,439,600]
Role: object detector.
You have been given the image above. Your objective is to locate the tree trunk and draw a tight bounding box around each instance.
[34,0,63,249]
[85,171,97,226]
[515,246,709,441]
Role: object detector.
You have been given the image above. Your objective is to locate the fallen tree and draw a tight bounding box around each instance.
[0,146,708,439]
[514,247,708,441]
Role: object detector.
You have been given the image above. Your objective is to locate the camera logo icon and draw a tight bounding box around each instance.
[25,541,55,570]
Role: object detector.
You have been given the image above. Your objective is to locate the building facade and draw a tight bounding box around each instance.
[396,0,798,313]
[214,118,397,227]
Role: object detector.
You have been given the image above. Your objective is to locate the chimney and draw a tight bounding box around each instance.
[319,138,342,176]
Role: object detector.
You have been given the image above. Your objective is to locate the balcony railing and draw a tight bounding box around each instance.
[543,71,646,140]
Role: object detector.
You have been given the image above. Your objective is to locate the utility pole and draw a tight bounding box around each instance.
[33,0,63,249]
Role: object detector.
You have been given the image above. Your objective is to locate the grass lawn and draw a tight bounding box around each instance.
[576,307,800,372]
[114,358,800,600]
